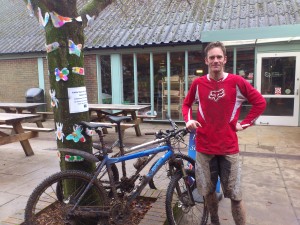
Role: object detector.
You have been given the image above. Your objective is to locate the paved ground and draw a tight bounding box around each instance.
[0,119,300,225]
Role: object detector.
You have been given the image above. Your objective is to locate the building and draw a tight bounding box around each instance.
[1,0,300,126]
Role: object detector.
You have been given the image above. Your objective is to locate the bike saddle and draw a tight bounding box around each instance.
[107,115,132,124]
[79,121,112,130]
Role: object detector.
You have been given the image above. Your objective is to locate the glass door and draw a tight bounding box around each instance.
[256,52,300,126]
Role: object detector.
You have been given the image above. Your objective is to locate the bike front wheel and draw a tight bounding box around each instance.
[148,153,195,190]
[165,169,208,225]
[25,170,108,225]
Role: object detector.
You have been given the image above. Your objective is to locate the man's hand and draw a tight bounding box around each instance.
[186,120,201,131]
[236,122,243,131]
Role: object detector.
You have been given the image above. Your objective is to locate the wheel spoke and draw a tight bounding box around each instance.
[25,170,108,225]
[165,170,208,225]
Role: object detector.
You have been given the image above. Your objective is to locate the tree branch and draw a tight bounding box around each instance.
[79,0,112,26]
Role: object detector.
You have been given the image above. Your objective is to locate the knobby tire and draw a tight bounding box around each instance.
[165,169,208,225]
[24,170,108,225]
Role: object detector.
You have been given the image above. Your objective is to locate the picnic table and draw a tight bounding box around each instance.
[0,103,46,128]
[0,113,49,156]
[88,104,151,136]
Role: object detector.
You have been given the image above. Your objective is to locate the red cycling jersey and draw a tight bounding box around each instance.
[182,73,266,155]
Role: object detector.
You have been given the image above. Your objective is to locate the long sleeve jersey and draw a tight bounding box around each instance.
[182,73,266,155]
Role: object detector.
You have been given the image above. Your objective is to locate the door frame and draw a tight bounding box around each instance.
[256,52,300,126]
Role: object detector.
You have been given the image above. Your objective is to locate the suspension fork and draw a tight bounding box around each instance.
[178,159,196,206]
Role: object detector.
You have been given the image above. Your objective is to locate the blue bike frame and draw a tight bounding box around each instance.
[96,144,174,202]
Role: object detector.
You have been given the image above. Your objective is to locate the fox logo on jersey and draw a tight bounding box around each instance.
[208,89,225,102]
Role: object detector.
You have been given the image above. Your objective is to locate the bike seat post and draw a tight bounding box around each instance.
[115,121,127,178]
[95,128,105,149]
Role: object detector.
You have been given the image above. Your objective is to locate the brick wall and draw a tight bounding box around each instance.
[0,58,39,104]
[84,55,98,104]
[0,55,99,111]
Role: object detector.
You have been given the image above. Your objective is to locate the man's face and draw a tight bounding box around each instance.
[205,47,227,75]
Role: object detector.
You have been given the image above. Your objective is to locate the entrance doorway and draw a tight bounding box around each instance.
[256,52,300,126]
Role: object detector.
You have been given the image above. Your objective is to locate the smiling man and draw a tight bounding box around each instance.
[182,41,266,225]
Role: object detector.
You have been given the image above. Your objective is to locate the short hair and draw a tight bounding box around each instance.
[204,41,227,57]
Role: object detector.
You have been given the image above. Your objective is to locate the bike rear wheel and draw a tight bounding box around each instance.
[25,170,108,225]
[165,169,208,225]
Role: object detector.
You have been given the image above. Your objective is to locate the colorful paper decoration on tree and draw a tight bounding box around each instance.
[50,11,72,28]
[65,155,84,162]
[72,67,85,75]
[55,123,65,142]
[75,16,82,22]
[85,128,93,136]
[49,89,59,108]
[55,68,69,81]
[66,125,86,143]
[86,14,95,28]
[45,42,60,53]
[69,40,82,57]
[38,7,49,27]
[27,0,34,17]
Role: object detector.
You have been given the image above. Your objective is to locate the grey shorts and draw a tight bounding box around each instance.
[195,152,242,201]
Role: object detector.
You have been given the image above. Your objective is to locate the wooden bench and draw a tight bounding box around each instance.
[90,122,135,137]
[37,111,54,121]
[0,125,54,133]
[136,114,157,122]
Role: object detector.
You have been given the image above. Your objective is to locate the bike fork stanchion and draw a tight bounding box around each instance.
[187,131,223,201]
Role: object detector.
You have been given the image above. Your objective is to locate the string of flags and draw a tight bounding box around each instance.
[27,3,95,30]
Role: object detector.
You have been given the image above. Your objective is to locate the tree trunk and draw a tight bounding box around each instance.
[24,1,112,224]
[45,3,94,172]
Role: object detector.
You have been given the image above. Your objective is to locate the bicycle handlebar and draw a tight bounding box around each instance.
[144,117,189,141]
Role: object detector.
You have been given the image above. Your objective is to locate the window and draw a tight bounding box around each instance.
[122,54,134,104]
[100,55,111,103]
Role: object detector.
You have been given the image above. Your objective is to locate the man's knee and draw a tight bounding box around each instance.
[231,199,242,205]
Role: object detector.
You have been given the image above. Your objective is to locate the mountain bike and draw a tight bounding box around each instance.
[91,115,196,191]
[24,117,208,225]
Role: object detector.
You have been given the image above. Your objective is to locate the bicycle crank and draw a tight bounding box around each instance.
[110,201,129,224]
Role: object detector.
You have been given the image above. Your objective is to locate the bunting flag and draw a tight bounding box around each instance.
[38,7,49,27]
[27,0,34,17]
[69,40,82,57]
[50,11,72,28]
[75,16,82,22]
[86,14,95,28]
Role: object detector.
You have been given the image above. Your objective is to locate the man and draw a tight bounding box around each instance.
[182,41,266,225]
